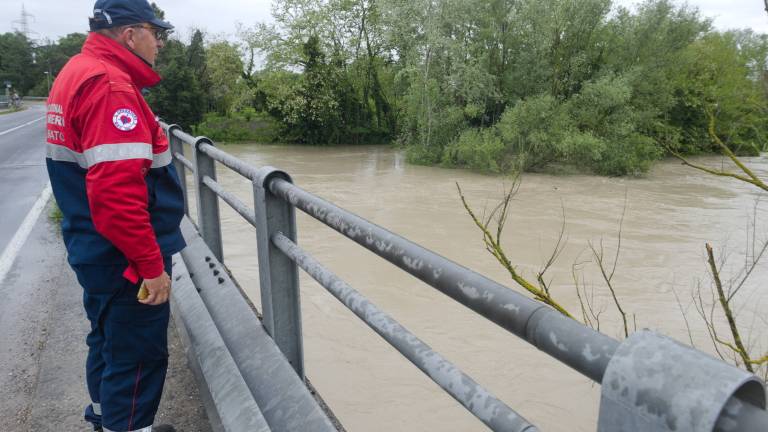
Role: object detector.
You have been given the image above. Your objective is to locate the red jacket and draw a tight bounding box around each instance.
[46,32,185,281]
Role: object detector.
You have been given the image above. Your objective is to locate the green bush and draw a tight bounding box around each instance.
[405,106,467,165]
[442,128,510,173]
[559,131,607,166]
[193,110,279,143]
[565,74,663,175]
[405,143,442,165]
[447,81,665,176]
[567,74,635,140]
[495,94,572,171]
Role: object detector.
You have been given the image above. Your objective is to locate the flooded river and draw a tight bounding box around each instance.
[188,143,768,431]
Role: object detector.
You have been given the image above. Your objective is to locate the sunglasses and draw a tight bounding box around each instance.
[130,24,169,40]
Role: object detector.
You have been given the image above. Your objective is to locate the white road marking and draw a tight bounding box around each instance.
[0,116,45,136]
[0,183,53,284]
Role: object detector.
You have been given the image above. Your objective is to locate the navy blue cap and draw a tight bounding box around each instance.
[90,0,173,31]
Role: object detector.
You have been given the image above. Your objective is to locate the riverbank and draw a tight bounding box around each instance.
[187,107,764,178]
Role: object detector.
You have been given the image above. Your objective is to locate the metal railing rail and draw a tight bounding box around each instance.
[163,126,538,431]
[160,122,768,432]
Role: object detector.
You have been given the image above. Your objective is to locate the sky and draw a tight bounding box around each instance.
[1,0,766,43]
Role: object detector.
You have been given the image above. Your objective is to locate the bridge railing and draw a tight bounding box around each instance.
[161,122,768,432]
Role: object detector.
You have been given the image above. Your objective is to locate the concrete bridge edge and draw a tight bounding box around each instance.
[170,254,272,432]
[170,217,342,432]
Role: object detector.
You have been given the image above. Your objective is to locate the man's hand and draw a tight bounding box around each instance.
[139,271,172,305]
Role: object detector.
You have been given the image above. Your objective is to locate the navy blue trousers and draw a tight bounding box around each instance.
[73,257,172,432]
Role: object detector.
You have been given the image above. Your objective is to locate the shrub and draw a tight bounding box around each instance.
[495,94,573,171]
[593,133,662,176]
[193,110,279,143]
[442,128,510,173]
[405,106,467,165]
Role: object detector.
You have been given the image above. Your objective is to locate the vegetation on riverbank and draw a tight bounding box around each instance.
[158,0,768,175]
[192,109,280,143]
[2,0,766,174]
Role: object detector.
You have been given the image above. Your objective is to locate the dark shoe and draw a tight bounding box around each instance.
[154,425,177,432]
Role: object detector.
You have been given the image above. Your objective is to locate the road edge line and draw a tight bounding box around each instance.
[0,116,46,136]
[0,182,53,284]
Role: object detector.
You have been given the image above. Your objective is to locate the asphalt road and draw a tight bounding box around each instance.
[0,103,49,253]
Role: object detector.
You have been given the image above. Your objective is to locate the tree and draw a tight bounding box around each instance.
[669,32,768,155]
[0,32,36,95]
[28,33,87,96]
[206,41,250,114]
[257,35,343,144]
[147,39,206,129]
[241,0,399,144]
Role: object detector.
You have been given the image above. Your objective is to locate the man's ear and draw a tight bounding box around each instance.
[119,27,137,50]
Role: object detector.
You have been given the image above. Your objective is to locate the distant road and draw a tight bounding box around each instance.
[0,103,48,255]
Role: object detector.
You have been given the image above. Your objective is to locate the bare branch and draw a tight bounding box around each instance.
[706,243,754,372]
[667,147,763,189]
[493,179,520,243]
[589,238,629,338]
[667,106,768,192]
[666,109,768,192]
[456,182,574,318]
[672,285,696,348]
[751,354,768,366]
[728,239,768,302]
[610,190,628,280]
[573,271,591,327]
[537,201,568,296]
[705,109,767,190]
[572,251,596,328]
[693,285,727,361]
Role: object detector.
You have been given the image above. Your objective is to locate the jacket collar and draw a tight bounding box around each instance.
[81,32,161,89]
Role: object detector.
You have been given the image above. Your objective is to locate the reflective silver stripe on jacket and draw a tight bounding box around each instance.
[91,402,101,416]
[84,143,152,167]
[103,426,152,432]
[151,147,172,168]
[47,142,171,169]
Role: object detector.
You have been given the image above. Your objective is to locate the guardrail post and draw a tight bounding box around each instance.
[598,330,766,431]
[253,166,304,378]
[193,137,223,262]
[166,124,189,216]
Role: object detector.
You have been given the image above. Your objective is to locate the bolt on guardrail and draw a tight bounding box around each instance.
[161,122,768,432]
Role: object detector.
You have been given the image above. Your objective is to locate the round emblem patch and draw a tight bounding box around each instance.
[112,108,138,131]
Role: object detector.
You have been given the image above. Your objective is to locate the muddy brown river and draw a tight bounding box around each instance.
[185,144,768,431]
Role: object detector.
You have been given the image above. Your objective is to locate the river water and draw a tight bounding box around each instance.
[189,143,768,431]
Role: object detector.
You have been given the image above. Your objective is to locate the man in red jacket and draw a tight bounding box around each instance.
[46,1,185,431]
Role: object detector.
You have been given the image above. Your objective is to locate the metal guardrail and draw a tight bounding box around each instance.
[161,122,768,432]
[176,220,340,432]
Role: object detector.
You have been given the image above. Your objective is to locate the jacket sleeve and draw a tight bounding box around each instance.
[76,77,164,279]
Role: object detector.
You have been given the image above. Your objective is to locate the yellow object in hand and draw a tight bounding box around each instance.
[137,281,149,301]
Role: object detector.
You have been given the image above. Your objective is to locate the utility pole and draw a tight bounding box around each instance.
[12,4,36,40]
